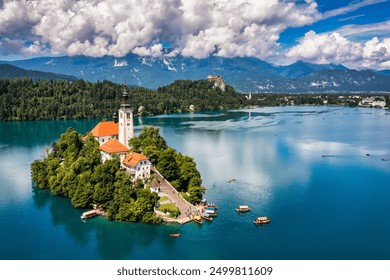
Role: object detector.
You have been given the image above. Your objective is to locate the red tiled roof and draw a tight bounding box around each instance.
[99,139,129,154]
[90,121,118,137]
[123,152,149,167]
[150,178,160,188]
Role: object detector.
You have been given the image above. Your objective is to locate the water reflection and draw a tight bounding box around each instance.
[31,186,188,259]
[2,106,390,260]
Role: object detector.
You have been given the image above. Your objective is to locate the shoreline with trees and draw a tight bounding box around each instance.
[2,77,388,122]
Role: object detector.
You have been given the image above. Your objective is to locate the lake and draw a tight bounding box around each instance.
[1,106,390,260]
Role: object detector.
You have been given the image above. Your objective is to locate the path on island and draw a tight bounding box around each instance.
[151,166,197,224]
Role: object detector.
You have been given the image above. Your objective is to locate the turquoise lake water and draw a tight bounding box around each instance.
[1,106,390,260]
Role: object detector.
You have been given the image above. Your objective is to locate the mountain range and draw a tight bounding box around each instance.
[0,63,77,81]
[2,54,390,93]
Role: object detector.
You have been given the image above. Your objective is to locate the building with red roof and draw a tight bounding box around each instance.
[99,138,129,162]
[85,85,151,180]
[123,152,151,180]
[89,121,119,145]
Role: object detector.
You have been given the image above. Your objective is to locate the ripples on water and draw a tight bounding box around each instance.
[1,106,390,259]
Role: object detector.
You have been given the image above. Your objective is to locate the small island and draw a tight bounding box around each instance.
[31,86,205,224]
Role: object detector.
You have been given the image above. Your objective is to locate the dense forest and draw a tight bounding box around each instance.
[0,78,247,121]
[130,126,205,204]
[31,127,162,223]
[1,77,388,121]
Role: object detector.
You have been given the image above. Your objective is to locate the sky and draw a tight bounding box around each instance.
[0,0,389,70]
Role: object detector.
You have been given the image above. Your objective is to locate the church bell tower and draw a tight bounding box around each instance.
[118,84,134,148]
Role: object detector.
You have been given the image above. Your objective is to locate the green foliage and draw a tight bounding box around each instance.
[0,78,247,121]
[157,79,247,112]
[31,160,48,189]
[30,127,161,223]
[187,186,206,204]
[156,148,179,182]
[158,196,170,202]
[157,203,180,218]
[131,126,205,203]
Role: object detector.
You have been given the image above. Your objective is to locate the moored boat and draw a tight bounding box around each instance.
[236,205,251,212]
[205,207,217,216]
[193,215,203,224]
[206,203,218,210]
[253,216,270,225]
[201,212,213,221]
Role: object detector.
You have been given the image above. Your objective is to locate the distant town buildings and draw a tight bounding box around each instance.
[359,96,386,108]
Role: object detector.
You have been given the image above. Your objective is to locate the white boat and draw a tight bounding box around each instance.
[235,205,251,212]
[253,216,270,225]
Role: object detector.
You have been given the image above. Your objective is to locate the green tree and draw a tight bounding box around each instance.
[156,148,179,183]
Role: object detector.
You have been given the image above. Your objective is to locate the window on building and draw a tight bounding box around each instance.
[126,113,131,119]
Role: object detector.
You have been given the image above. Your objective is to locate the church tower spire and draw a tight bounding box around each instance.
[118,84,134,148]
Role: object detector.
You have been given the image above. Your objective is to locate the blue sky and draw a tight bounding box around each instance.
[0,0,389,69]
[279,0,390,47]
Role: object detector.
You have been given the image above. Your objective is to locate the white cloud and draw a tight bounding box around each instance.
[0,38,24,55]
[0,0,389,70]
[286,30,390,69]
[362,37,390,69]
[133,44,164,58]
[286,31,362,64]
[0,0,321,59]
[21,40,47,56]
[322,0,386,20]
[336,20,390,38]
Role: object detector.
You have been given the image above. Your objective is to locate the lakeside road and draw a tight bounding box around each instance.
[151,166,197,224]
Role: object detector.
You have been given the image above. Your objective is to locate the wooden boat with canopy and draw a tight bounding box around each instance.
[235,205,251,212]
[193,215,203,224]
[201,212,213,221]
[253,216,270,225]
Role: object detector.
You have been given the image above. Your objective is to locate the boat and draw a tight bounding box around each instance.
[227,178,236,183]
[236,205,251,212]
[205,207,217,216]
[382,157,389,161]
[81,209,97,219]
[206,203,218,209]
[206,204,218,212]
[193,215,203,224]
[170,233,180,237]
[253,216,270,225]
[201,212,213,221]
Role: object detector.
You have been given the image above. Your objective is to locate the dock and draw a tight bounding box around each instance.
[81,209,97,219]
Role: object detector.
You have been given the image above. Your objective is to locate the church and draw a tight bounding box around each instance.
[87,86,151,181]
